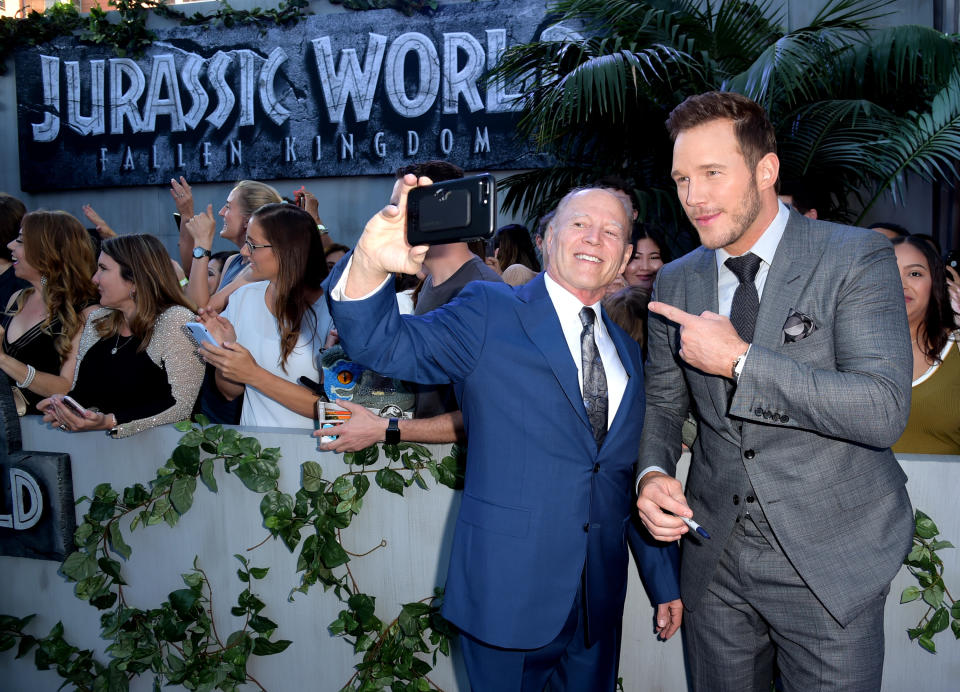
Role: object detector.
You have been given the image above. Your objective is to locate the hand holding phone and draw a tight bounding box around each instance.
[62,395,88,416]
[185,321,220,348]
[406,173,496,246]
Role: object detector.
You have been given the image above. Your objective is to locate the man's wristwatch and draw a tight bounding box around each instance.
[385,417,400,445]
[192,246,212,260]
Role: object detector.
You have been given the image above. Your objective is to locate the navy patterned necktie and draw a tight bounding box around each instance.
[579,307,608,447]
[725,253,762,342]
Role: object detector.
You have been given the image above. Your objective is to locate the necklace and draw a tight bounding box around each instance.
[111,333,134,355]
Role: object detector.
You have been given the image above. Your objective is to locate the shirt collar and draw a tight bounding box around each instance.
[715,201,790,270]
[543,271,602,317]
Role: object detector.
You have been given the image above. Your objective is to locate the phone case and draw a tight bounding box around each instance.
[406,173,497,246]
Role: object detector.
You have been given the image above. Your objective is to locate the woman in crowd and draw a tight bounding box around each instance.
[623,224,669,291]
[324,243,350,274]
[199,203,331,428]
[0,211,98,413]
[0,193,29,307]
[171,177,282,311]
[488,224,540,275]
[891,235,959,454]
[603,285,652,356]
[40,234,204,437]
[207,250,238,295]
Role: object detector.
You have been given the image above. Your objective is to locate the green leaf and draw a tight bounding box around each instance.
[952,620,960,639]
[235,459,280,492]
[915,514,939,539]
[917,634,936,653]
[199,459,217,492]
[248,615,278,634]
[375,468,405,496]
[169,588,198,616]
[928,607,949,634]
[171,443,201,474]
[252,638,291,656]
[61,551,98,581]
[174,420,193,432]
[952,601,960,619]
[301,461,325,492]
[900,586,921,603]
[249,567,269,580]
[320,537,350,569]
[923,585,945,609]
[345,445,379,466]
[108,522,132,560]
[170,476,197,515]
[929,540,954,550]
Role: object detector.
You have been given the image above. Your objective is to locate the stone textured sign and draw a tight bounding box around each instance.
[0,387,75,562]
[14,0,558,191]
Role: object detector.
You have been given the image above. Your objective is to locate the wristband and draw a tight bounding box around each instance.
[385,417,400,445]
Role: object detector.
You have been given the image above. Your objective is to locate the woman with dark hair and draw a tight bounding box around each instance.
[623,224,670,291]
[40,234,204,437]
[490,224,540,275]
[199,203,332,428]
[891,235,959,454]
[0,211,98,412]
[0,193,29,307]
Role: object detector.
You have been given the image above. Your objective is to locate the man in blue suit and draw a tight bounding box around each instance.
[327,177,681,691]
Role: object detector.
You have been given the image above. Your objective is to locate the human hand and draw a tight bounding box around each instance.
[636,471,691,542]
[185,205,217,248]
[313,399,387,453]
[294,187,321,224]
[947,265,960,317]
[197,309,237,345]
[483,257,502,275]
[169,176,195,216]
[199,340,258,384]
[81,204,116,238]
[40,395,112,432]
[323,327,340,350]
[655,598,683,640]
[648,301,748,378]
[349,174,430,290]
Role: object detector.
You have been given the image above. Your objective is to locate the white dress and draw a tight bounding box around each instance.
[223,281,332,428]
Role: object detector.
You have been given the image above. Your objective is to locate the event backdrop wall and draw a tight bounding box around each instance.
[1,417,957,691]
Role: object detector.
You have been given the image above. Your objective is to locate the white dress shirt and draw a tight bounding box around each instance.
[543,272,628,428]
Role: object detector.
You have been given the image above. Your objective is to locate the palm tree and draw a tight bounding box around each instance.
[491,0,960,247]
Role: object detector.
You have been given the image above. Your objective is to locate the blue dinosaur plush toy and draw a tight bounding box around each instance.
[319,346,414,415]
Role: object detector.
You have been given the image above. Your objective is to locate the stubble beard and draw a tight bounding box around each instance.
[692,177,763,251]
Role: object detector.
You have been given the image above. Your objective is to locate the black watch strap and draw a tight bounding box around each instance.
[385,417,400,445]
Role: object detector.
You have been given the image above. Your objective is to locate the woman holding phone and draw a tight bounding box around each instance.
[40,234,204,437]
[198,203,331,428]
[0,210,98,413]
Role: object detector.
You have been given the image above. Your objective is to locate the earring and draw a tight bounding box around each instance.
[40,275,47,288]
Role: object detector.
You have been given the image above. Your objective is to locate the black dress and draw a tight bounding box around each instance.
[1,313,61,413]
[69,335,175,424]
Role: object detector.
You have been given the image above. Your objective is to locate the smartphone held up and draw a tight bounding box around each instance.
[406,173,496,246]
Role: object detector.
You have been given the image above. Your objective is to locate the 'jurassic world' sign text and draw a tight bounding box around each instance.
[14,0,557,191]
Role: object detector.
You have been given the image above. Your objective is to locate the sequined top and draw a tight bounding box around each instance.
[71,306,204,438]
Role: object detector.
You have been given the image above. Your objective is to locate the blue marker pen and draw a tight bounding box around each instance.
[679,515,711,539]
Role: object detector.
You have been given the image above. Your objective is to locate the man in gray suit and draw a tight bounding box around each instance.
[635,91,915,691]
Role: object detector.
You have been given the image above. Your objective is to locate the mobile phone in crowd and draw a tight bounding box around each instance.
[406,173,496,246]
[62,395,88,416]
[173,212,182,231]
[946,249,959,274]
[185,322,220,348]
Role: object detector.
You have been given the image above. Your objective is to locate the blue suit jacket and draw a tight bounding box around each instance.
[329,264,679,649]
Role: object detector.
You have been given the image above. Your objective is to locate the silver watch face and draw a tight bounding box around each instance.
[193,247,210,259]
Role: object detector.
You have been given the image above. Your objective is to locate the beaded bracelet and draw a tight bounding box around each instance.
[16,364,35,389]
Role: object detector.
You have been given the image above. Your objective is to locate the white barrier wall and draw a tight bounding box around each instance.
[1,418,958,691]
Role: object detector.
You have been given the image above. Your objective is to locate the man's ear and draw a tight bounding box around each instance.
[756,152,780,191]
[619,242,633,274]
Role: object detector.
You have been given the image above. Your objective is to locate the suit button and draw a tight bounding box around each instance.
[754,407,763,416]
[583,523,590,532]
[781,414,789,423]
[733,495,740,505]
[762,410,771,419]
[744,449,755,460]
[746,495,755,503]
[770,413,780,422]
[593,463,600,473]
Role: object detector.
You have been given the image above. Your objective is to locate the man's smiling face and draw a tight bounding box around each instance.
[546,188,633,305]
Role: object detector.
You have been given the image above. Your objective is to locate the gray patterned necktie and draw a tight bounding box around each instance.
[579,307,608,447]
[725,253,762,342]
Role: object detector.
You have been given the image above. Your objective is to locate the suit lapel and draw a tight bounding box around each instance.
[516,275,591,431]
[682,249,729,406]
[602,309,638,444]
[754,214,822,348]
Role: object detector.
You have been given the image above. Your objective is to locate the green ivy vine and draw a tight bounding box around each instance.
[900,509,959,654]
[0,417,465,691]
[0,0,440,77]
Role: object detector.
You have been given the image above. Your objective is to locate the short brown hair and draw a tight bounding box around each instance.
[665,91,777,171]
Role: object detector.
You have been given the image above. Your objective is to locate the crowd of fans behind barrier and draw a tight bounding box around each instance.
[0,163,957,453]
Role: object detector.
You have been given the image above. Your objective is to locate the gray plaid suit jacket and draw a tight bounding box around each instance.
[637,212,915,627]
